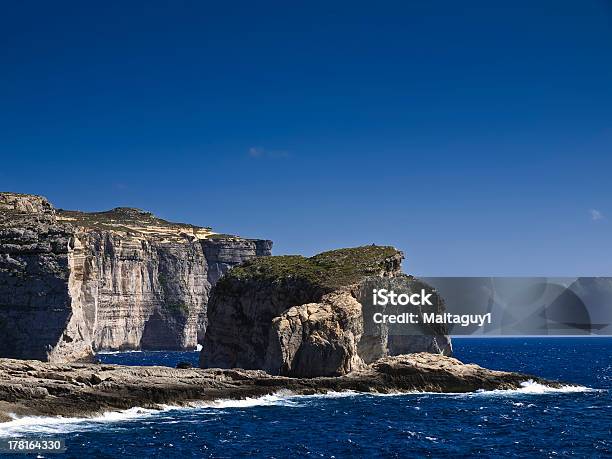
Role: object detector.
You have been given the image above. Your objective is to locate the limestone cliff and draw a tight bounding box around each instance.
[201,246,452,377]
[0,192,272,362]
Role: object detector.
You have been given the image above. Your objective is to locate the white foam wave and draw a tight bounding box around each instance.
[473,380,594,396]
[188,390,363,409]
[0,383,597,437]
[0,406,173,437]
[0,390,379,436]
[0,392,311,437]
[191,391,300,408]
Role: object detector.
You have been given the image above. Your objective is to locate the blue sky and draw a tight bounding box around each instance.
[1,1,611,275]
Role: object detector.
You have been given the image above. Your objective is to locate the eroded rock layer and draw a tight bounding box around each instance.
[0,353,561,423]
[0,192,271,362]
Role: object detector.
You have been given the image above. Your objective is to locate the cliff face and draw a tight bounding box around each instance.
[0,194,92,362]
[0,192,271,362]
[201,246,452,377]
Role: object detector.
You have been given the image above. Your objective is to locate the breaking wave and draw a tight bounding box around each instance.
[0,407,168,437]
[472,380,595,396]
[0,382,597,437]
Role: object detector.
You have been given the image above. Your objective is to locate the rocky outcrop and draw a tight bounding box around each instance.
[0,192,271,362]
[0,353,562,422]
[201,246,452,377]
[267,291,366,377]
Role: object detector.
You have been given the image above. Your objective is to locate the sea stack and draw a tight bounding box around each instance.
[0,192,272,362]
[201,246,452,377]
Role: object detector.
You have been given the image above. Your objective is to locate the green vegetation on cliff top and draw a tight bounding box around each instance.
[225,245,402,289]
[57,208,212,232]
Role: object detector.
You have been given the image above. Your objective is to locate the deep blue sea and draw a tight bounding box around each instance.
[1,338,611,458]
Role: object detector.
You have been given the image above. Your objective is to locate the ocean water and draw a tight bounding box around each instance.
[1,338,611,458]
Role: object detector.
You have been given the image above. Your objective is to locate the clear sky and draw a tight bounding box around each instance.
[1,1,611,275]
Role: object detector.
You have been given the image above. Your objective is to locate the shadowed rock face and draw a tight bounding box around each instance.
[201,247,452,377]
[355,275,452,362]
[0,192,272,362]
[0,353,561,423]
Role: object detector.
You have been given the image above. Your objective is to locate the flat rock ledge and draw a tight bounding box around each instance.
[0,353,560,423]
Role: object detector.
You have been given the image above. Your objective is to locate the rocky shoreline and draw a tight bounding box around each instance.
[0,353,561,423]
